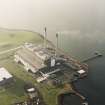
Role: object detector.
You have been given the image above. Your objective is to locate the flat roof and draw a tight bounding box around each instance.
[27,88,35,92]
[24,43,54,57]
[0,67,13,82]
[39,65,66,75]
[77,70,85,74]
[16,47,45,69]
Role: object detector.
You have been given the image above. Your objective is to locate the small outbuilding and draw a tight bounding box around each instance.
[77,69,87,78]
[24,83,39,99]
[0,67,13,86]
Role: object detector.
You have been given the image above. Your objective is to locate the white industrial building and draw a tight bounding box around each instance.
[15,43,82,83]
[14,54,38,73]
[0,67,13,86]
[77,69,87,78]
[14,43,54,73]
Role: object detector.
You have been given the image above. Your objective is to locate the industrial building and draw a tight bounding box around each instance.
[15,43,87,83]
[0,67,13,86]
[24,83,39,99]
[14,43,55,73]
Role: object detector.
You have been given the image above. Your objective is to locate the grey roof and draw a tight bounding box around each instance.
[16,47,45,69]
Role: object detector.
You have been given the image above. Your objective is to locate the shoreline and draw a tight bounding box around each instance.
[25,30,88,105]
[0,27,88,105]
[57,83,87,105]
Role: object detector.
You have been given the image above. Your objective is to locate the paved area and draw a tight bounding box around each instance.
[0,46,22,55]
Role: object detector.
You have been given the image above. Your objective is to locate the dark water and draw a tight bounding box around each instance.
[52,31,105,105]
[74,55,105,105]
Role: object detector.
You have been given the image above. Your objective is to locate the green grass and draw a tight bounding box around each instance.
[39,84,61,105]
[0,29,62,105]
[0,30,43,51]
[0,56,61,105]
[0,30,42,105]
[0,57,36,105]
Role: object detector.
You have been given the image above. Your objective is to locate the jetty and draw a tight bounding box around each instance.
[82,52,103,63]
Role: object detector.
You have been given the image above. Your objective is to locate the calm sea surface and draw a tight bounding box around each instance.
[50,31,105,105]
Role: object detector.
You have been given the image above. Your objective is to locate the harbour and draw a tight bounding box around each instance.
[0,29,89,105]
[13,28,89,105]
[0,0,104,105]
[53,31,105,105]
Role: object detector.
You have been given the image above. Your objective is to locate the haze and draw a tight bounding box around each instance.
[0,0,105,41]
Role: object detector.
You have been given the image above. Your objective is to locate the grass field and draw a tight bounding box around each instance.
[0,30,43,51]
[0,29,61,105]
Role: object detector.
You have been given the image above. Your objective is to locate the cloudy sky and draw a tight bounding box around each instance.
[0,0,104,35]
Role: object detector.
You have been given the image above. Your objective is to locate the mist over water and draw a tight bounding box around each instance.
[0,0,105,105]
[0,0,104,51]
[0,0,105,39]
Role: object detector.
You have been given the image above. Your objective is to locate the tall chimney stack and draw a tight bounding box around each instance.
[44,27,47,49]
[55,33,59,56]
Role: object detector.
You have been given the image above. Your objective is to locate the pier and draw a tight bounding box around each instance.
[57,47,88,71]
[82,52,103,63]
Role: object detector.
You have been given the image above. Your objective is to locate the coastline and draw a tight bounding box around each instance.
[0,27,88,105]
[43,36,88,105]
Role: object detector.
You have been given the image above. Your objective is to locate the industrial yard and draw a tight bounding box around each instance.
[0,29,88,105]
[0,29,62,105]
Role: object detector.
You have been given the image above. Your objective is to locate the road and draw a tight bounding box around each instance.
[0,46,22,55]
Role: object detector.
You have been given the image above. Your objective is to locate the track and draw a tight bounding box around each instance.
[0,46,22,55]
